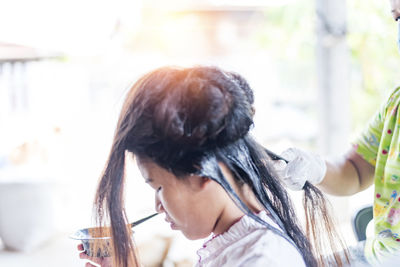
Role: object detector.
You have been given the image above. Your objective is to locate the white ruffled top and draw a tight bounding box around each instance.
[195,211,306,267]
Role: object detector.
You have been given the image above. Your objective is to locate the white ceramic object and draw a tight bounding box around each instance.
[0,181,56,252]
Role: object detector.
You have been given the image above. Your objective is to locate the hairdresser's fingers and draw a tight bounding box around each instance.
[85,262,97,267]
[271,159,303,190]
[273,149,307,190]
[77,244,84,251]
[281,158,308,191]
[390,0,400,20]
[284,153,307,177]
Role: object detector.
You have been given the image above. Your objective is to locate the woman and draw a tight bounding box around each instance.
[78,66,348,266]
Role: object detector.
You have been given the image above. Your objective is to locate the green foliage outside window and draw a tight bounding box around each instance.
[254,0,400,136]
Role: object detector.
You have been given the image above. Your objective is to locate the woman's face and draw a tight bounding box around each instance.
[136,157,228,240]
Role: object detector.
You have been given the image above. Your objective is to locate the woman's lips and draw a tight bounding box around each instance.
[170,222,177,229]
[165,217,177,229]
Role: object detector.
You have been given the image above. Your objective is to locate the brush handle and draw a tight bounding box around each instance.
[130,213,158,228]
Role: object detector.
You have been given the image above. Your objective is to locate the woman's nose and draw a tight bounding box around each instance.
[155,193,164,213]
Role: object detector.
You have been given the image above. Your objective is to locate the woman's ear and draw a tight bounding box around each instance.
[199,176,212,189]
[186,174,212,191]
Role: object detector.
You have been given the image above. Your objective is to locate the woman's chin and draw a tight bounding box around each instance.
[182,231,211,240]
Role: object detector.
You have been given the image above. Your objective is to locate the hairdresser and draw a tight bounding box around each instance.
[277,2,400,265]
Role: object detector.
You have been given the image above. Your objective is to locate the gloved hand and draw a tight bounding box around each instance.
[273,148,327,191]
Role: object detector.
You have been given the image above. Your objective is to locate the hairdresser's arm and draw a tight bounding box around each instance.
[278,146,374,195]
[316,147,375,196]
[321,0,395,194]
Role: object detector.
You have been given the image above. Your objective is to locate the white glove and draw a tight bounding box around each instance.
[273,148,327,191]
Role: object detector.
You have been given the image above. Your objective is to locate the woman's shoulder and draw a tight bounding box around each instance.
[232,212,306,266]
[196,227,306,267]
[244,227,306,265]
[196,211,306,267]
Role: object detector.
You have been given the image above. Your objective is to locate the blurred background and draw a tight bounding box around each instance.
[0,0,399,266]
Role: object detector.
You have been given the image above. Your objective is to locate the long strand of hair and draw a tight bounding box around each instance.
[94,142,139,267]
[303,182,350,266]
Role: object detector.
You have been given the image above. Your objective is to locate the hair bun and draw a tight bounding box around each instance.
[151,67,255,150]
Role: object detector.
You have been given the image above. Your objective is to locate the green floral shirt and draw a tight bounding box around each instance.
[354,87,400,264]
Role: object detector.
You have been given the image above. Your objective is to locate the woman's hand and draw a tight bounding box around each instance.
[78,244,113,267]
[390,0,400,20]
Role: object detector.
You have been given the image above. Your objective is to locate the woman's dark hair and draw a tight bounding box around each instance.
[94,66,349,267]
